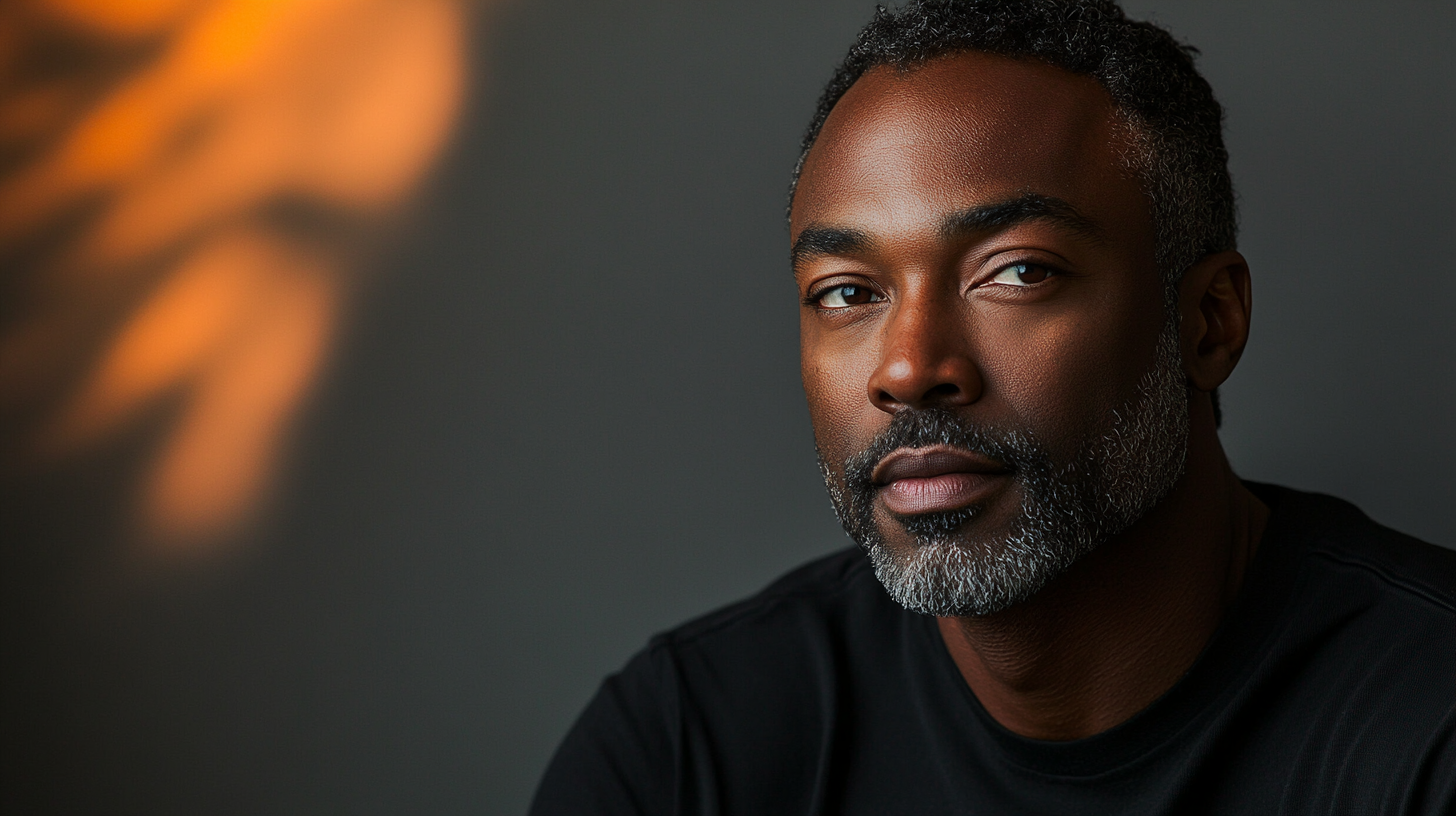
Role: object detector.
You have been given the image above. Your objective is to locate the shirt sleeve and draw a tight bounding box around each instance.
[529,643,681,816]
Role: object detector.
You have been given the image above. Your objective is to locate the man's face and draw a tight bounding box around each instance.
[791,53,1190,616]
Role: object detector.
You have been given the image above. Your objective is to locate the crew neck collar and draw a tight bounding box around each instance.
[918,482,1307,778]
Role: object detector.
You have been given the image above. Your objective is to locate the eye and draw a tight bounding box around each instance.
[816,284,883,309]
[988,263,1055,287]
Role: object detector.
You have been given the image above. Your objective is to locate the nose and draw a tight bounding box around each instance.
[867,298,983,414]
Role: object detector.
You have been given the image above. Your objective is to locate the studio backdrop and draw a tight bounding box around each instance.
[1,0,1451,813]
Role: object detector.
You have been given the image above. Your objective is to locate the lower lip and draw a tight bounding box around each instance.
[880,472,1008,515]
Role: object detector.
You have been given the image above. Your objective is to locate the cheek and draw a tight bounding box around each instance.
[800,322,883,462]
[978,295,1161,444]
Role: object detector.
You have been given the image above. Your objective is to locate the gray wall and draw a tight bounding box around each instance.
[2,1,1451,813]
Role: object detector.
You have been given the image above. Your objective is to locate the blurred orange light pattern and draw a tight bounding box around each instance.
[0,0,475,551]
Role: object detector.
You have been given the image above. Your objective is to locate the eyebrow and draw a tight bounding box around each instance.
[790,192,1105,272]
[939,193,1106,243]
[790,226,875,271]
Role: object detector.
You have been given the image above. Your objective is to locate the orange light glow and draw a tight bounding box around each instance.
[43,230,292,455]
[26,0,195,37]
[1,0,483,552]
[141,244,335,545]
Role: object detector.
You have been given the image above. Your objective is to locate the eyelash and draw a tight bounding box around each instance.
[805,259,1063,309]
[984,261,1060,288]
[806,283,884,310]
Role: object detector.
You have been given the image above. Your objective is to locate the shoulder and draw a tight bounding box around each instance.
[1242,484,1456,814]
[1254,483,1455,686]
[639,547,906,702]
[652,546,882,650]
[1256,482,1456,614]
[635,546,914,730]
[573,548,900,810]
[529,551,887,815]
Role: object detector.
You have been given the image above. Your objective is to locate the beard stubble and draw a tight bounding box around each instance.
[817,323,1190,617]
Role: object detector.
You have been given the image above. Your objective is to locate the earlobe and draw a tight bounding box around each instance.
[1178,250,1252,392]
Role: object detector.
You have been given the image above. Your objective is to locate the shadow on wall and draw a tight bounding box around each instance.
[0,0,482,554]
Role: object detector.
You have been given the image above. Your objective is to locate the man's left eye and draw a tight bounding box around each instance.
[817,285,883,309]
[988,263,1054,287]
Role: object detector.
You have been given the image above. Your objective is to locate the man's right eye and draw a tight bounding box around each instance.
[816,285,882,309]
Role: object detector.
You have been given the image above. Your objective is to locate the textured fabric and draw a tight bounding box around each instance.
[530,484,1456,815]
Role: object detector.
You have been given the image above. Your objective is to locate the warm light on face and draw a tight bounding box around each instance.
[0,0,482,551]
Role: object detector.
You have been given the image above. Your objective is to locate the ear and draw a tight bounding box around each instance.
[1178,250,1252,392]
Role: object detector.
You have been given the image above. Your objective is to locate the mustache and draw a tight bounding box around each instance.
[840,408,1044,494]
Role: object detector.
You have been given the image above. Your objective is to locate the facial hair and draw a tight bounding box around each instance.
[817,323,1190,617]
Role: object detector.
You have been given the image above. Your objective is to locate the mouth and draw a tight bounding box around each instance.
[871,445,1011,516]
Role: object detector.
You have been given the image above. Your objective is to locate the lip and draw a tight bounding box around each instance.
[872,445,1010,516]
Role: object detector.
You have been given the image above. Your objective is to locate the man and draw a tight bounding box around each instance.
[531,1,1456,813]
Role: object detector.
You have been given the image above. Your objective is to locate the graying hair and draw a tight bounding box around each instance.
[820,318,1189,617]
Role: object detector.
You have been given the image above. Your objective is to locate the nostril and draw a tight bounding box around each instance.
[924,383,961,401]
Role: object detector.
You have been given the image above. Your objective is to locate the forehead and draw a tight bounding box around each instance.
[792,52,1145,239]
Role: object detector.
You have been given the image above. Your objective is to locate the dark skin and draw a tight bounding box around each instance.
[791,52,1268,741]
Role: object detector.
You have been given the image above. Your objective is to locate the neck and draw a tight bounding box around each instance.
[935,397,1269,740]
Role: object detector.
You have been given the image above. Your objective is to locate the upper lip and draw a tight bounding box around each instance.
[871,445,1009,486]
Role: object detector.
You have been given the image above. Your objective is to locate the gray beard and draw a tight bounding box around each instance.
[817,323,1190,617]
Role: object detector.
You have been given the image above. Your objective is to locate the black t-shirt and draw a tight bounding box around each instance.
[530,485,1456,815]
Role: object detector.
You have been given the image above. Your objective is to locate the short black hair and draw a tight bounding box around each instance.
[790,0,1235,424]
[791,0,1236,289]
